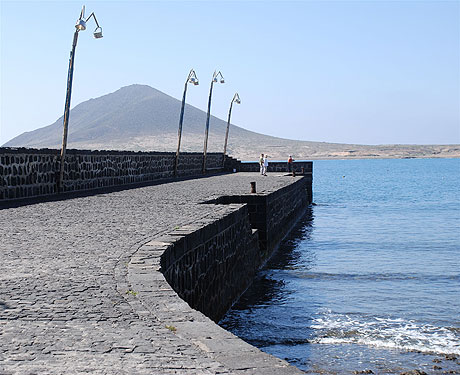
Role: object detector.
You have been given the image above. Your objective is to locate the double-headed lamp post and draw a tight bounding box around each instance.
[222,93,241,167]
[174,69,199,176]
[58,5,103,192]
[202,70,225,173]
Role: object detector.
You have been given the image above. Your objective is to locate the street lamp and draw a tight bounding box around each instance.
[174,69,199,176]
[222,93,241,168]
[58,5,103,192]
[202,70,225,173]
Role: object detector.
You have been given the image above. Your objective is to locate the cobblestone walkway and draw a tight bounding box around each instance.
[1,174,304,374]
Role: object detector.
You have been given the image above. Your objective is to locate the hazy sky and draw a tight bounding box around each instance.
[1,0,459,146]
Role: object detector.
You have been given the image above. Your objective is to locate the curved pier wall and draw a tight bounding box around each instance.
[160,204,260,322]
[160,177,312,322]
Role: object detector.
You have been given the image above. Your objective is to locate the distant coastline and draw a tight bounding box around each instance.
[231,143,460,162]
[2,143,459,163]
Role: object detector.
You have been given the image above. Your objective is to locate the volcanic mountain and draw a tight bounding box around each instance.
[4,84,459,160]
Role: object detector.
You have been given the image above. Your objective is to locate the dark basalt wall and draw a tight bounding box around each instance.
[160,177,312,322]
[0,148,224,200]
[160,204,260,322]
[0,148,313,204]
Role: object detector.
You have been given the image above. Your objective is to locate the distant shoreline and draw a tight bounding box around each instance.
[241,156,460,163]
[237,154,460,163]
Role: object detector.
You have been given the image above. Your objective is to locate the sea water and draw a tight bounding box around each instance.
[219,158,460,374]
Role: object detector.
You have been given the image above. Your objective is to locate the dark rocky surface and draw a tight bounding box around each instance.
[0,148,225,200]
[0,173,305,374]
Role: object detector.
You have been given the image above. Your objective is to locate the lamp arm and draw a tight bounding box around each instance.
[187,69,194,83]
[214,70,224,81]
[86,12,101,28]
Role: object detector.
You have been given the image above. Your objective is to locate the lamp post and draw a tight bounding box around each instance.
[202,70,224,173]
[58,5,103,192]
[222,93,241,168]
[174,69,199,176]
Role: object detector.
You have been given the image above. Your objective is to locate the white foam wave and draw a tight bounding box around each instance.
[311,311,460,355]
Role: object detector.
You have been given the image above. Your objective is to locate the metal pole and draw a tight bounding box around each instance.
[58,29,79,192]
[174,80,188,176]
[222,100,233,168]
[202,80,214,173]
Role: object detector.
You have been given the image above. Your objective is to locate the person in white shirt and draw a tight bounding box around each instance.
[259,153,264,175]
[263,155,269,176]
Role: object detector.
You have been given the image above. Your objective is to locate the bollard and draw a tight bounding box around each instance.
[301,167,305,175]
[250,181,256,193]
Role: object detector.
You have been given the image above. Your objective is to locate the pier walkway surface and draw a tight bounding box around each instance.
[1,173,304,375]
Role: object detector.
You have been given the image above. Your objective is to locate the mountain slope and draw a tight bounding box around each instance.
[4,84,459,160]
[5,84,269,152]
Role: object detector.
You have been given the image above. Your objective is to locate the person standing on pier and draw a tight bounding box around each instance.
[259,153,264,175]
[287,155,294,173]
[263,155,269,176]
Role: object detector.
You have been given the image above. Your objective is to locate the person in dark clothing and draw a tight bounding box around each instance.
[287,155,294,172]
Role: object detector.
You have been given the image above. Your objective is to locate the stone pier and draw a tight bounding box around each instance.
[0,172,311,374]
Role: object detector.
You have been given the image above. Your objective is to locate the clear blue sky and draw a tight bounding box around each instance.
[1,0,459,146]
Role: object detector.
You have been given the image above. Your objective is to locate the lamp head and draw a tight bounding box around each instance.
[235,98,241,104]
[93,27,103,39]
[213,70,224,84]
[75,19,87,31]
[187,69,199,85]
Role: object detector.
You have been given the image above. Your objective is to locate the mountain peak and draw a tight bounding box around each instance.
[2,83,239,152]
[116,83,157,93]
[101,84,171,101]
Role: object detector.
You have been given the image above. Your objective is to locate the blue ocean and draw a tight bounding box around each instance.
[220,158,460,374]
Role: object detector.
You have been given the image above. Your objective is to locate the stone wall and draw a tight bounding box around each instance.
[159,176,312,322]
[0,147,313,203]
[0,148,224,200]
[265,177,312,254]
[0,152,58,199]
[210,176,312,257]
[159,204,260,322]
